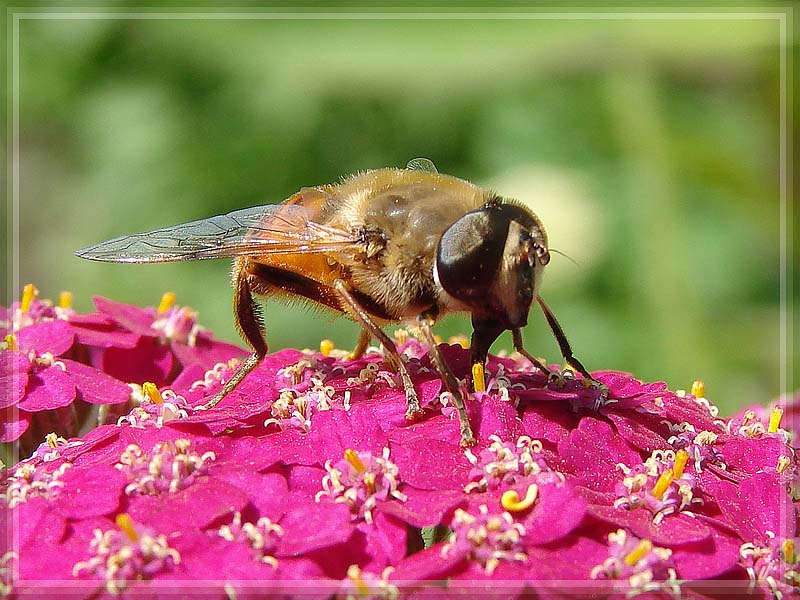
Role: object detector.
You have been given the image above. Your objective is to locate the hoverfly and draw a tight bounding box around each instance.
[76,159,603,445]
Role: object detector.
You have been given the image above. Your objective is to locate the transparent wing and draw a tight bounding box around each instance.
[406,158,438,173]
[75,203,361,263]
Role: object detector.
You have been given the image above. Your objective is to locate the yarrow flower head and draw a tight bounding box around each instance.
[117,383,192,429]
[73,514,180,595]
[265,377,336,432]
[614,449,702,524]
[149,293,203,346]
[316,448,407,524]
[464,434,549,493]
[217,511,284,567]
[442,505,527,575]
[1,460,71,508]
[665,421,726,472]
[590,529,679,597]
[115,438,215,495]
[740,533,800,599]
[0,284,71,333]
[726,405,790,444]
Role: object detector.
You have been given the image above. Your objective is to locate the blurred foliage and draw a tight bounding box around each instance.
[6,6,796,412]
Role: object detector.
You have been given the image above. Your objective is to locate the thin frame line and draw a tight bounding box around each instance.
[6,6,794,592]
[9,11,795,20]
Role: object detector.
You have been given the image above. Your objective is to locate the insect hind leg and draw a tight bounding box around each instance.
[202,265,268,409]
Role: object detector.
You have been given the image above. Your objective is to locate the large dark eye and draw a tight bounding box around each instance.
[435,208,509,304]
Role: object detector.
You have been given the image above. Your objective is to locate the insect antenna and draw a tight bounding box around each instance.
[549,248,580,269]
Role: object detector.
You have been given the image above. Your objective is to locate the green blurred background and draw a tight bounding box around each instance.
[6,6,796,413]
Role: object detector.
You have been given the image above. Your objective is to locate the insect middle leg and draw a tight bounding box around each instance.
[202,262,268,409]
[417,314,476,447]
[332,279,422,420]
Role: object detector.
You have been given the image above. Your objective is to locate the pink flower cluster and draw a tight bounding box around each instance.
[0,285,244,456]
[1,292,798,598]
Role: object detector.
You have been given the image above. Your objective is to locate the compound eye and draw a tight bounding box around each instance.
[435,209,506,304]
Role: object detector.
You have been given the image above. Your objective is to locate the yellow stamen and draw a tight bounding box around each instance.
[347,564,370,596]
[157,292,176,314]
[115,513,139,542]
[501,483,539,512]
[782,539,797,565]
[20,284,38,313]
[58,291,73,309]
[344,449,366,473]
[142,382,164,404]
[45,433,59,449]
[673,449,689,479]
[472,363,486,393]
[652,469,674,500]
[363,472,376,495]
[4,334,17,351]
[768,406,784,433]
[433,334,443,344]
[624,539,653,566]
[319,339,335,357]
[690,380,705,398]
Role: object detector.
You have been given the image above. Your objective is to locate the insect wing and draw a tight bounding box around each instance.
[75,203,360,263]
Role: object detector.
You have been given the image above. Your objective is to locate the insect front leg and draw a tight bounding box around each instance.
[418,314,476,447]
[528,296,608,394]
[202,261,268,409]
[332,279,423,420]
[511,328,560,382]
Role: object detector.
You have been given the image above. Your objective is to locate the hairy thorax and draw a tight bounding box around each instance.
[330,169,488,320]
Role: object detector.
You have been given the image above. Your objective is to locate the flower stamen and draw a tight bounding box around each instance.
[20,284,38,313]
[319,339,335,356]
[115,513,139,542]
[690,380,705,398]
[344,449,366,473]
[651,469,674,500]
[157,292,176,314]
[783,539,797,565]
[3,334,16,351]
[673,450,689,479]
[348,565,371,596]
[58,291,73,309]
[501,483,539,512]
[472,363,486,392]
[624,539,653,566]
[769,406,784,433]
[142,382,164,404]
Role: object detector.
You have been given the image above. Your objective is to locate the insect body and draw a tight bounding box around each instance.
[76,159,602,445]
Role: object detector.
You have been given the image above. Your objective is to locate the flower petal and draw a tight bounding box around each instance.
[18,366,76,411]
[0,352,30,409]
[17,320,74,356]
[62,358,132,405]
